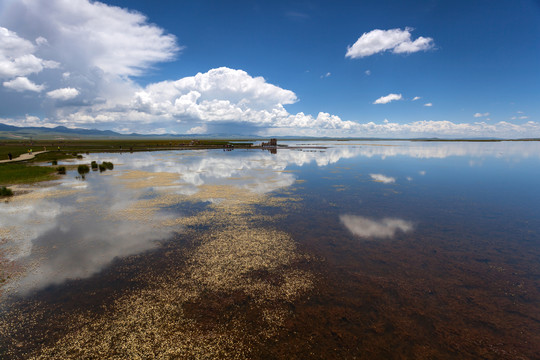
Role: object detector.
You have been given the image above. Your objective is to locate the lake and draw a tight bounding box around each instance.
[1,140,540,359]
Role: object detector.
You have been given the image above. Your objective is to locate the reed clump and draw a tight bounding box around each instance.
[0,186,13,197]
[99,161,114,172]
[77,164,90,176]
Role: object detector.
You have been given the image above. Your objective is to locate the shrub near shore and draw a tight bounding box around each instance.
[77,164,90,176]
[99,161,114,172]
[0,186,13,197]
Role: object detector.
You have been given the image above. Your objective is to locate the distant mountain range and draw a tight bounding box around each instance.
[0,123,125,139]
[1,122,537,141]
[0,122,258,140]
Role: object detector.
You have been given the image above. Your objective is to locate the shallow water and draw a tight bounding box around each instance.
[1,141,540,359]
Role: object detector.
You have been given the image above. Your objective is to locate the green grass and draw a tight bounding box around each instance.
[0,144,32,160]
[0,139,256,161]
[34,151,75,162]
[0,163,58,185]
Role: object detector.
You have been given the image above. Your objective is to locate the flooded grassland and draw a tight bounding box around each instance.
[1,141,540,359]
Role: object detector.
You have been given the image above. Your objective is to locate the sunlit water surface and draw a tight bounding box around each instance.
[1,141,539,359]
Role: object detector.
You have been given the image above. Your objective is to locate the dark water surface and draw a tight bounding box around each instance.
[1,141,539,359]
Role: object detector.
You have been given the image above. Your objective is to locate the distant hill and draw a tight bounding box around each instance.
[1,122,538,141]
[0,122,277,140]
[0,123,127,139]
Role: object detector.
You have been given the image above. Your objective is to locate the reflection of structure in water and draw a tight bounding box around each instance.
[261,138,277,147]
[223,143,234,151]
[262,138,278,154]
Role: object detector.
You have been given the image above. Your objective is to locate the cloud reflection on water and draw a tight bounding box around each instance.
[284,140,540,159]
[0,199,68,260]
[340,215,414,239]
[4,140,537,295]
[3,147,363,295]
[1,176,176,295]
[369,174,396,184]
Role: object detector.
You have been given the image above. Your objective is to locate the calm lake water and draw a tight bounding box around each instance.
[1,141,540,359]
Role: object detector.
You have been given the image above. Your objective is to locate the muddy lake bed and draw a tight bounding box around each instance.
[1,140,540,359]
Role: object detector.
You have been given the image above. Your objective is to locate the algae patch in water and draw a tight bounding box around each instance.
[1,167,314,359]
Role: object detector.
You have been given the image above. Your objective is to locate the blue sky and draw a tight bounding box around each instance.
[0,0,539,137]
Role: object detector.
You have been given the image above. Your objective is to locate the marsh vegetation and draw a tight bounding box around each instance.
[0,139,254,185]
[0,186,13,196]
[0,163,58,185]
[77,164,90,179]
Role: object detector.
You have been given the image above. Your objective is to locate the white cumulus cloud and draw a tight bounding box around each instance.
[38,66,358,135]
[340,215,414,239]
[125,67,357,133]
[0,0,183,129]
[412,96,421,101]
[346,28,434,59]
[134,67,298,114]
[424,102,433,107]
[0,27,58,80]
[3,76,44,92]
[186,124,208,134]
[47,87,79,100]
[373,93,402,104]
[474,112,490,118]
[5,0,180,78]
[35,36,48,46]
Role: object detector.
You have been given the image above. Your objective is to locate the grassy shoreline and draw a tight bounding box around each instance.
[0,139,259,186]
[0,163,59,186]
[0,139,258,159]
